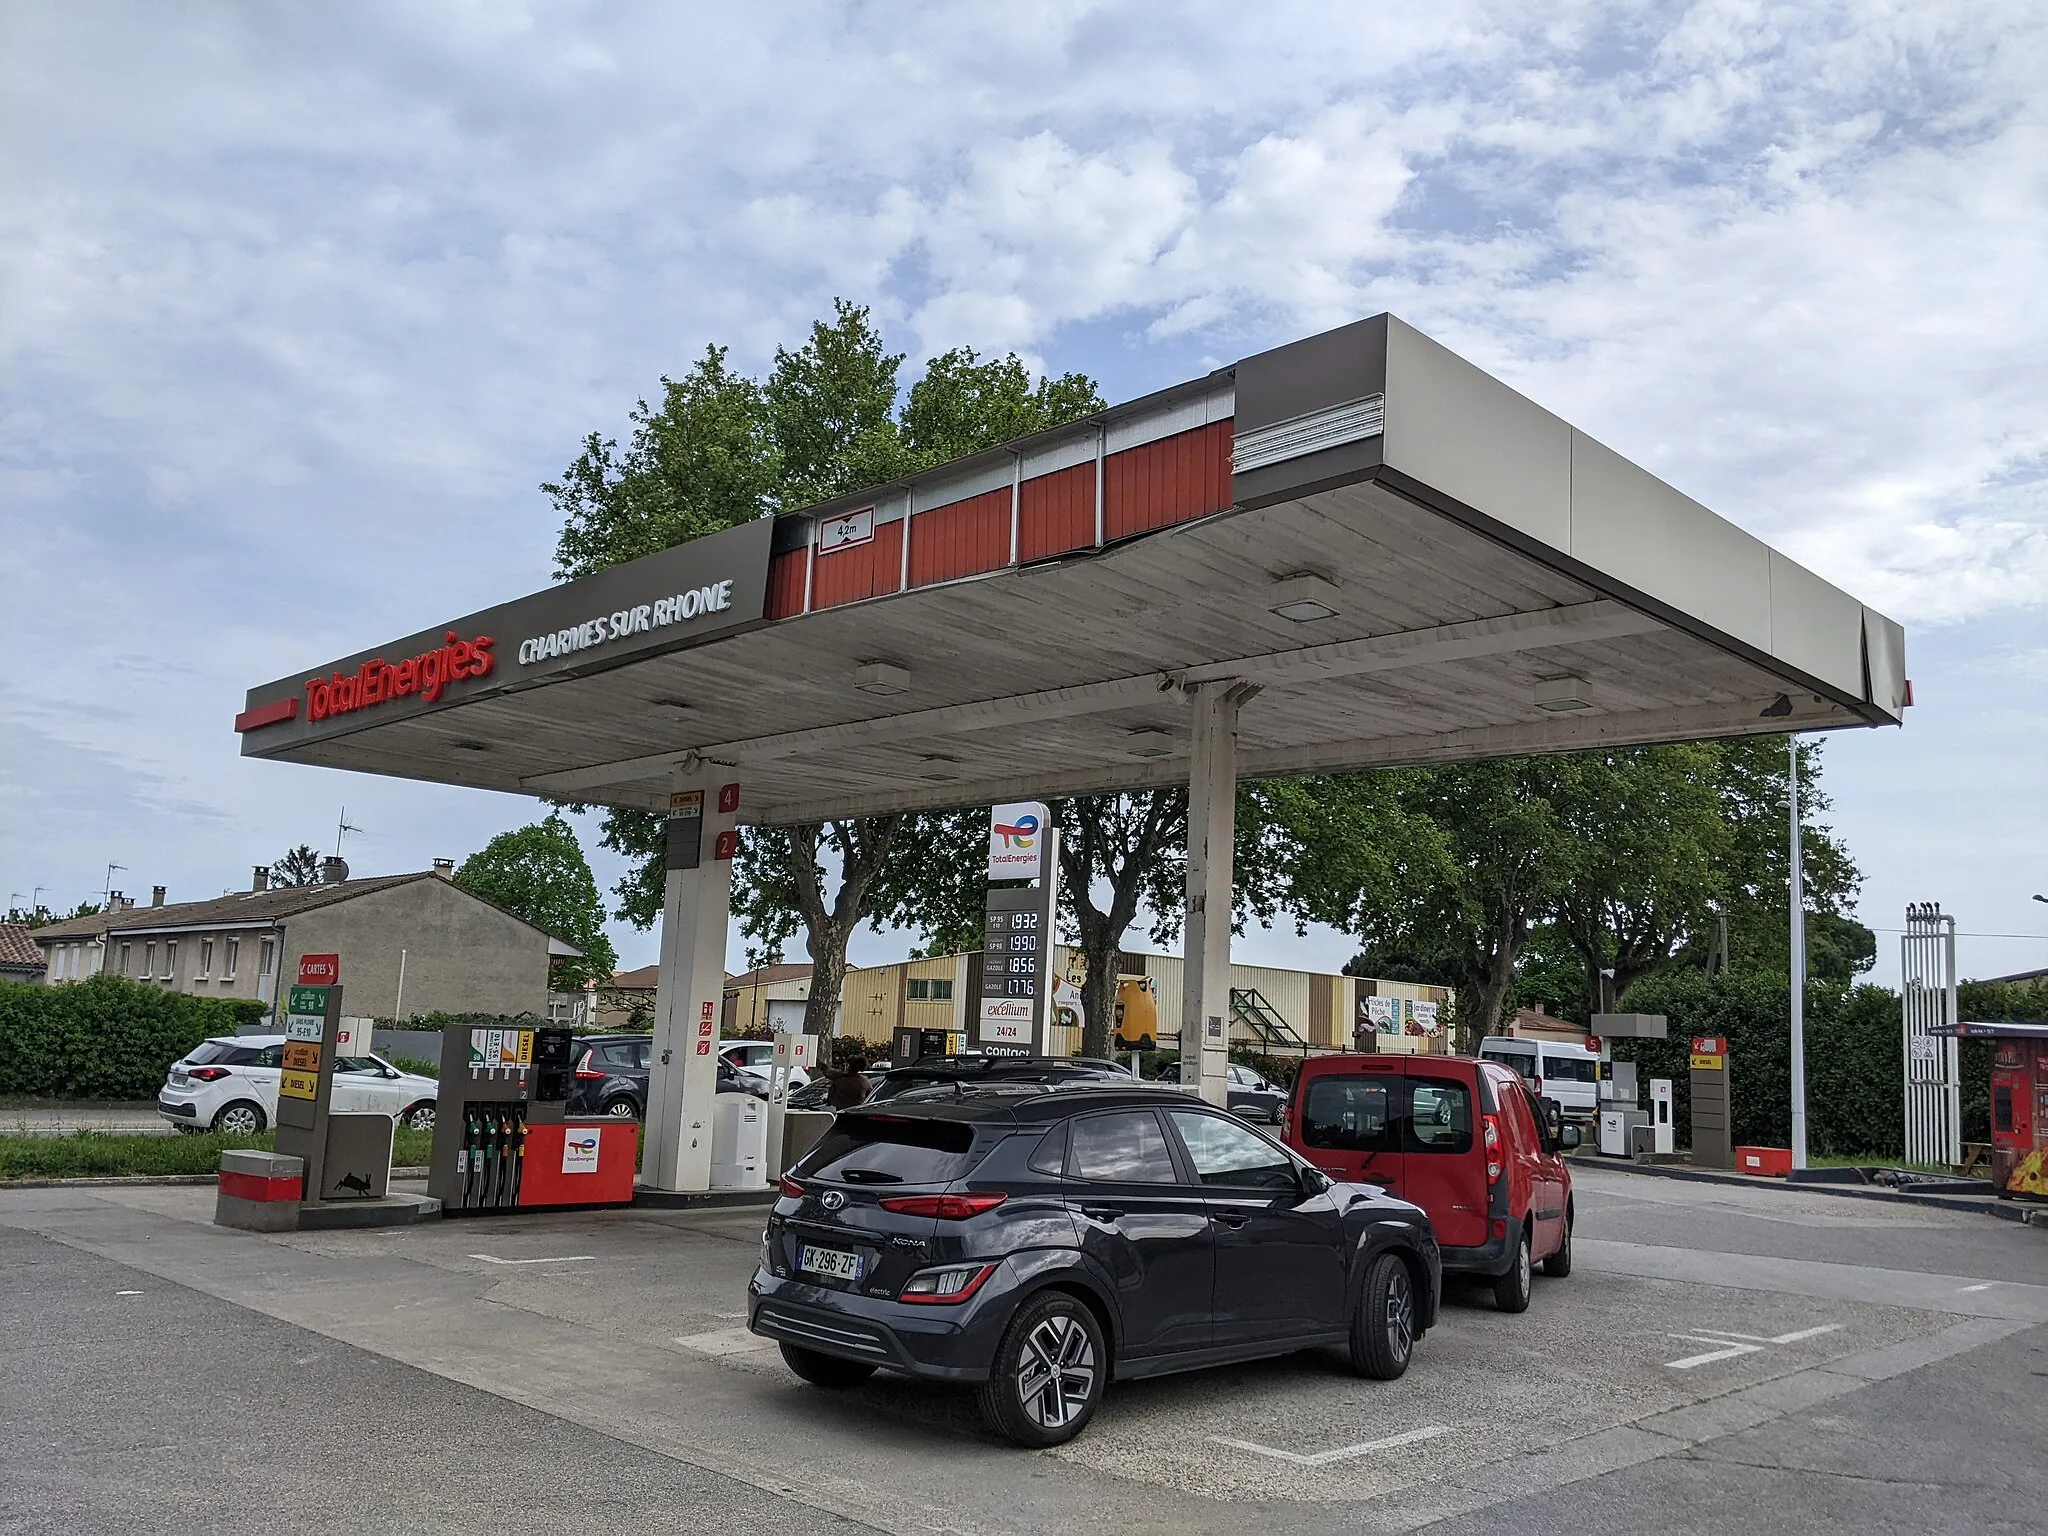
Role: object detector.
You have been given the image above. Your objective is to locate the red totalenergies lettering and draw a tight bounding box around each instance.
[306,632,494,722]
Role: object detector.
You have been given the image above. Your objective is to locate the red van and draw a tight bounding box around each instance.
[1281,1054,1577,1312]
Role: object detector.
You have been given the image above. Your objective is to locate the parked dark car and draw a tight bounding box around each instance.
[865,1054,1136,1103]
[748,1082,1440,1447]
[1151,1059,1289,1123]
[568,1033,762,1118]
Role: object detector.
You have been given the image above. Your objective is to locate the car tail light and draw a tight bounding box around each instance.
[187,1066,231,1082]
[898,1262,998,1304]
[878,1192,1008,1219]
[777,1174,805,1198]
[574,1049,603,1081]
[1483,1113,1503,1183]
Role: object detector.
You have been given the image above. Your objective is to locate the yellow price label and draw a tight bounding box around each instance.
[280,1069,321,1101]
[1689,1052,1725,1071]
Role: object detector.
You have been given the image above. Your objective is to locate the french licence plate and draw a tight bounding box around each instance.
[169,1071,188,1086]
[798,1245,863,1283]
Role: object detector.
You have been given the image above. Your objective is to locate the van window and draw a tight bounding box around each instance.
[1300,1075,1399,1152]
[1480,1043,1537,1082]
[1406,1078,1474,1154]
[1540,1054,1598,1083]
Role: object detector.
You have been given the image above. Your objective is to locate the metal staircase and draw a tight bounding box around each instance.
[1230,987,1306,1051]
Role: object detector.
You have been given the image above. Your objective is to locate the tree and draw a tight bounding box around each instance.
[550,302,1105,1039]
[271,845,323,887]
[1547,744,1732,1016]
[453,814,618,991]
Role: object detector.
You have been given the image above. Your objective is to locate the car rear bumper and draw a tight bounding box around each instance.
[747,1266,1018,1383]
[1437,1226,1513,1277]
[157,1096,198,1121]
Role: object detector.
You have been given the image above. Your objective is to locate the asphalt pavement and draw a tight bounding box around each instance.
[1,1161,2043,1533]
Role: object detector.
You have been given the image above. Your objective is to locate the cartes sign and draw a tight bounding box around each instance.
[297,956,340,986]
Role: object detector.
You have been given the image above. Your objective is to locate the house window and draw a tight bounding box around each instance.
[198,938,214,978]
[118,942,132,975]
[907,978,928,1001]
[931,978,953,1001]
[144,941,156,977]
[162,939,177,981]
[906,978,955,1002]
[259,937,275,977]
[224,938,239,980]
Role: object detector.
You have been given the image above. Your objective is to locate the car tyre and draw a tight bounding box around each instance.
[1542,1208,1573,1278]
[1492,1224,1533,1313]
[778,1343,876,1390]
[212,1100,266,1136]
[400,1100,436,1132]
[1350,1252,1416,1380]
[601,1096,640,1120]
[977,1291,1106,1448]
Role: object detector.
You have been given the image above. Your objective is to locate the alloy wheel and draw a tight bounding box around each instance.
[605,1098,638,1118]
[1383,1265,1414,1363]
[215,1103,261,1136]
[1014,1313,1097,1432]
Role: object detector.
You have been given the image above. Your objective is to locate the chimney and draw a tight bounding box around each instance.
[252,866,269,893]
[432,858,455,880]
[321,856,349,885]
[151,885,166,907]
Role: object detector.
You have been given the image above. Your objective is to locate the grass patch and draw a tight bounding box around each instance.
[1,1125,438,1181]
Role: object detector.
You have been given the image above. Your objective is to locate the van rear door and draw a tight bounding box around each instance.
[1293,1060,1403,1194]
[1401,1066,1489,1250]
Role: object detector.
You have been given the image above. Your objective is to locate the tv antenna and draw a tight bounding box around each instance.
[335,808,365,858]
[103,862,128,903]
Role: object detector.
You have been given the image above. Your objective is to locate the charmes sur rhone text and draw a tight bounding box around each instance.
[516,579,738,666]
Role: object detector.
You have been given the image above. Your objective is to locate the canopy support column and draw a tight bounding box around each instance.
[641,766,740,1193]
[1184,682,1253,1110]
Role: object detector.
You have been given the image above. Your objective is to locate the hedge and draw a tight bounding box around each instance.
[1610,971,2000,1161]
[0,976,266,1100]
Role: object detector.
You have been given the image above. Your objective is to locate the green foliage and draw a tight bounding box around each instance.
[549,300,1105,1040]
[1960,980,2048,1021]
[454,813,618,988]
[0,1125,436,1181]
[376,1010,549,1034]
[0,975,259,1099]
[271,845,323,886]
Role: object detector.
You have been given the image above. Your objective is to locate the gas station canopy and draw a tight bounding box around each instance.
[237,314,1907,823]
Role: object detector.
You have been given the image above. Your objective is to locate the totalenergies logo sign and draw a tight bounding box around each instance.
[307,632,496,722]
[988,801,1050,880]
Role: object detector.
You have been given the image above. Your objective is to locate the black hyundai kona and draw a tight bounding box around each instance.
[747,1082,1440,1447]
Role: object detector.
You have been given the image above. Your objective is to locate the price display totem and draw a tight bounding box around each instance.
[979,802,1058,1056]
[1688,1035,1733,1170]
[272,954,393,1201]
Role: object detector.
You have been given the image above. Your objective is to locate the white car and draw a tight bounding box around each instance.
[718,1038,809,1089]
[158,1033,438,1136]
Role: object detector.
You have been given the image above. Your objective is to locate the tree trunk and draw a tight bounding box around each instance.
[772,817,903,1060]
[1076,910,1119,1061]
[1470,919,1522,1048]
[802,922,852,1048]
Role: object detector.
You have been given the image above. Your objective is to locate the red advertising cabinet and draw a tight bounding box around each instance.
[1941,1021,2048,1199]
[518,1121,639,1208]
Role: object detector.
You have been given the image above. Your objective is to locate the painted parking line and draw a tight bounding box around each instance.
[1663,1322,1842,1368]
[1211,1424,1451,1467]
[469,1253,596,1266]
[1958,1282,1996,1293]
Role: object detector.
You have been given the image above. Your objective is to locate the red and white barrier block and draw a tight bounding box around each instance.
[214,1149,304,1232]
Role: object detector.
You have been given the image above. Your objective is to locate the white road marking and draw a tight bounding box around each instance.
[1211,1424,1451,1466]
[114,1290,142,1296]
[674,1326,776,1357]
[1664,1337,1765,1370]
[1764,1324,1844,1344]
[469,1253,596,1266]
[1958,1282,1996,1293]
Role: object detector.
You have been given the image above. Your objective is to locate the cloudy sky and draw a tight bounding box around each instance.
[3,1,2043,989]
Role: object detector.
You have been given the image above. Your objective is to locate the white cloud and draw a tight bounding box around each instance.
[3,0,2044,952]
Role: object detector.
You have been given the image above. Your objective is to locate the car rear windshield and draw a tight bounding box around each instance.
[1300,1074,1399,1152]
[799,1114,981,1186]
[185,1041,263,1066]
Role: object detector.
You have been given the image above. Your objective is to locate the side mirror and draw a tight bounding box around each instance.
[1299,1165,1332,1196]
[1559,1124,1581,1151]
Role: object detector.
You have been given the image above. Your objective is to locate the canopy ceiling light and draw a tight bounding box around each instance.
[1533,677,1593,713]
[1268,572,1340,623]
[853,661,910,696]
[1125,729,1173,758]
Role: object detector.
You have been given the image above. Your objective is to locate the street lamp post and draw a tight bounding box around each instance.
[1789,734,1808,1172]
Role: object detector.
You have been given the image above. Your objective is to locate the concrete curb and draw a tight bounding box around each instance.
[632,1188,780,1211]
[2,1165,431,1191]
[1569,1153,2006,1216]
